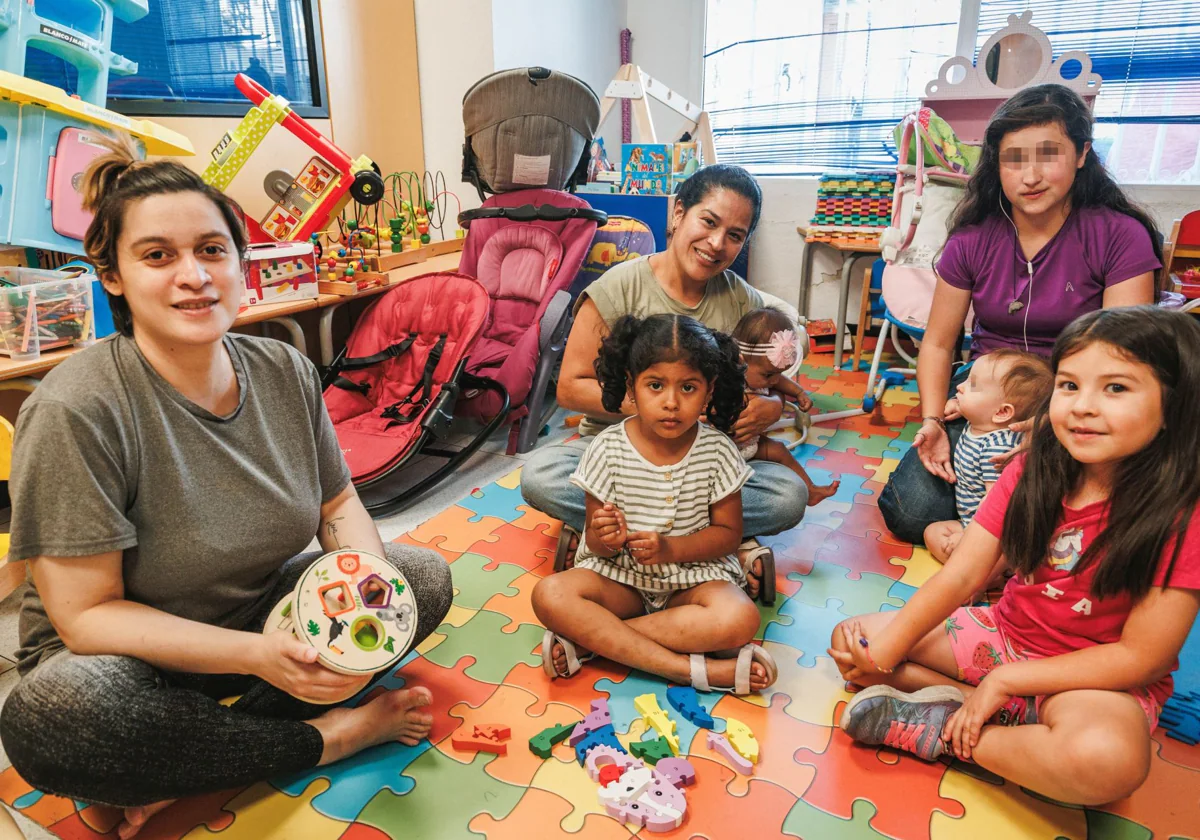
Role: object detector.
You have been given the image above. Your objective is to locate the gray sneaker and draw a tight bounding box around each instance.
[839,685,965,761]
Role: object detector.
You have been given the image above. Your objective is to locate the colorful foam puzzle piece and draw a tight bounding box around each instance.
[763,596,849,667]
[666,685,715,729]
[655,757,697,788]
[724,717,759,763]
[584,745,644,781]
[630,736,675,765]
[458,480,528,523]
[574,723,625,765]
[707,730,753,774]
[445,552,523,610]
[568,698,613,745]
[451,723,512,755]
[597,765,687,832]
[634,693,681,755]
[788,561,906,616]
[422,609,543,684]
[408,503,504,553]
[528,721,577,759]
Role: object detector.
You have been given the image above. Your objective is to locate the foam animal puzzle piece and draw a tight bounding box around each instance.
[184,779,347,840]
[763,597,849,667]
[472,522,558,573]
[447,552,523,610]
[574,723,626,765]
[275,739,432,821]
[593,671,717,753]
[655,757,697,788]
[787,562,906,616]
[423,609,543,684]
[468,786,633,840]
[679,756,799,840]
[634,693,681,755]
[567,698,613,745]
[358,750,523,840]
[707,730,753,774]
[459,480,528,523]
[724,717,759,763]
[666,685,715,729]
[408,503,504,553]
[815,530,912,581]
[597,765,687,832]
[451,723,512,755]
[930,766,1086,839]
[481,570,543,633]
[630,736,675,765]
[528,721,577,759]
[794,725,965,839]
[584,744,644,781]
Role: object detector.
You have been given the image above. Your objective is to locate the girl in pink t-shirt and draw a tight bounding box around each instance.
[830,306,1200,807]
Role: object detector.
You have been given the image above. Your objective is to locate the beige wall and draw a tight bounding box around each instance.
[154,0,424,224]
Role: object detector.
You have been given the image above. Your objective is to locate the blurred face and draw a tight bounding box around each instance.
[743,355,784,391]
[103,192,243,352]
[630,360,712,441]
[1050,342,1163,474]
[997,122,1088,221]
[669,187,753,282]
[956,354,1013,429]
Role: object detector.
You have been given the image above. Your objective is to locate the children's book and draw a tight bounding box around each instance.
[671,142,701,191]
[621,143,672,195]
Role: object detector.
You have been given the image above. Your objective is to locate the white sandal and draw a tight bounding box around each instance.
[541,629,595,679]
[738,538,777,606]
[689,644,779,695]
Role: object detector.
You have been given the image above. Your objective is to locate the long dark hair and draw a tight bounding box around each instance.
[947,84,1162,285]
[81,132,248,336]
[1001,306,1200,598]
[595,314,747,433]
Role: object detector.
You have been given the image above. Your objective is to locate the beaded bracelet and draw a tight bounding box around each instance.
[922,415,946,429]
[858,637,895,674]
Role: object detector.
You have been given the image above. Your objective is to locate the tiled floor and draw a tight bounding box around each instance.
[0,405,576,840]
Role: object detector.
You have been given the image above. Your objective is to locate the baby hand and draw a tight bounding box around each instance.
[796,392,814,413]
[591,504,628,552]
[626,531,673,565]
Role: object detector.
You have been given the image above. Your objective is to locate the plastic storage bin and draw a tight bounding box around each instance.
[0,266,94,360]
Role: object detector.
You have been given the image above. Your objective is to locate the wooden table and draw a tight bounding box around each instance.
[797,229,882,369]
[0,251,463,382]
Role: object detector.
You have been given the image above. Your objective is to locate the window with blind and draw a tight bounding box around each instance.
[975,1,1200,183]
[25,0,328,118]
[705,0,1200,183]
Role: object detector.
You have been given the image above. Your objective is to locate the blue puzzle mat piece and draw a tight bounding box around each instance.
[1174,620,1200,696]
[274,739,433,820]
[887,580,918,611]
[594,673,724,748]
[456,481,527,524]
[801,470,874,507]
[763,596,848,667]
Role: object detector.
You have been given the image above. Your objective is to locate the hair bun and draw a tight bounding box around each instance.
[80,132,143,213]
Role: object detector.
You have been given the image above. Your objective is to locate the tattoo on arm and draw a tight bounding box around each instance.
[326,517,347,549]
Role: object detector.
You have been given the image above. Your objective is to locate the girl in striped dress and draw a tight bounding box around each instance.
[532,314,779,694]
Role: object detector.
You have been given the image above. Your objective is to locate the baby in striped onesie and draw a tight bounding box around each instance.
[924,349,1052,564]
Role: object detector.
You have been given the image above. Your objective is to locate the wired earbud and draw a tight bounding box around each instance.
[999,192,1033,352]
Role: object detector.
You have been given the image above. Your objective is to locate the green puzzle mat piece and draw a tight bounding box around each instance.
[788,563,905,616]
[449,552,523,610]
[423,608,543,683]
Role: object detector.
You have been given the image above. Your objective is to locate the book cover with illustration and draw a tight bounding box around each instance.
[671,142,701,190]
[621,143,672,195]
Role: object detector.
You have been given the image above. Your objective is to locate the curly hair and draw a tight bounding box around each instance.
[81,132,249,336]
[594,314,747,433]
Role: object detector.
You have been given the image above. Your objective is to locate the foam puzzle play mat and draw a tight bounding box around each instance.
[2,362,1198,839]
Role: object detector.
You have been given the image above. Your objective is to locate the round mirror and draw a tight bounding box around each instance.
[985,33,1041,88]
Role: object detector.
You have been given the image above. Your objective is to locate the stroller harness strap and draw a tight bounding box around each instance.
[330,334,420,395]
[381,333,448,427]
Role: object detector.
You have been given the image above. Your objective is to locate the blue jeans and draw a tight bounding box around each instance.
[878,366,970,545]
[521,436,808,538]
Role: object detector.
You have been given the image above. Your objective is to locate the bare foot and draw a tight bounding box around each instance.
[807,480,841,506]
[738,551,763,600]
[703,657,772,692]
[118,799,175,839]
[314,686,434,765]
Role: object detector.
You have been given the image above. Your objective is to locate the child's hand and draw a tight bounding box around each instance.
[989,434,1028,468]
[943,670,1012,760]
[944,397,962,421]
[796,392,814,413]
[942,528,963,558]
[626,531,674,565]
[591,504,628,552]
[827,619,890,682]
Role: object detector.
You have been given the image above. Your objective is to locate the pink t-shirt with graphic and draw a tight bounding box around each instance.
[974,457,1200,708]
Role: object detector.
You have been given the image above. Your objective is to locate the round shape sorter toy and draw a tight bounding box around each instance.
[262,550,418,677]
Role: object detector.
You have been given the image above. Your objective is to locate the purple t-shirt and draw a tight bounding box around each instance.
[936,206,1160,358]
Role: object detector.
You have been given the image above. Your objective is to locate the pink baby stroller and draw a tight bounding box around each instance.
[456,67,607,453]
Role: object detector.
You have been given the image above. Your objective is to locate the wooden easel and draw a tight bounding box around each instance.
[597,64,718,163]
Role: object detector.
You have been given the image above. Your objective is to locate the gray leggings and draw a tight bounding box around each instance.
[0,543,452,808]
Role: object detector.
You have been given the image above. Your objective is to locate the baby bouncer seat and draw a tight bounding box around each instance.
[456,67,608,454]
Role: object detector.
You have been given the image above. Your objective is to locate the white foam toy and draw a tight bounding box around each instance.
[262,550,418,676]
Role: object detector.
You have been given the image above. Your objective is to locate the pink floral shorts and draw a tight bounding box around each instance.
[943,605,1161,731]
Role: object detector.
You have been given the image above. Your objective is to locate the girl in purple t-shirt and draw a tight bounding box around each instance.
[880,84,1162,546]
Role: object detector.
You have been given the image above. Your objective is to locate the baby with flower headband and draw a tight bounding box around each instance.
[732,308,841,506]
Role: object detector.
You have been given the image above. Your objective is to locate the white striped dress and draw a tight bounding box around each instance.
[570,419,751,592]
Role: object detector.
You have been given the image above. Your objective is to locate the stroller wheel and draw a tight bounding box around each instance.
[553,525,579,572]
[350,169,385,205]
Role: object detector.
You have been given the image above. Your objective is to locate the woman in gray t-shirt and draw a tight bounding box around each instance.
[0,136,453,831]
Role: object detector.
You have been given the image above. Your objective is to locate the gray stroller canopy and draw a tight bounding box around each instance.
[462,66,600,198]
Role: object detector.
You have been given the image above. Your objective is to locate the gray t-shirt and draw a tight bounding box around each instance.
[578,256,764,435]
[9,334,352,673]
